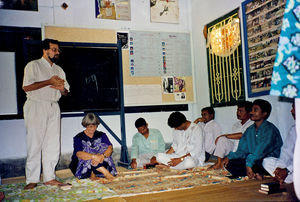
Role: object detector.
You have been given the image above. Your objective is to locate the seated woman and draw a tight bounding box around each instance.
[69,113,117,182]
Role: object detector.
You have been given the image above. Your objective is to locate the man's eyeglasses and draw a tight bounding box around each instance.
[50,48,61,53]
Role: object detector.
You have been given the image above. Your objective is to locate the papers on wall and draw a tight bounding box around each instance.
[95,0,131,20]
[150,0,179,23]
[129,31,192,77]
[124,85,162,106]
[0,52,18,115]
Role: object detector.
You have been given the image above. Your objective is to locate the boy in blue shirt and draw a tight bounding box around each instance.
[223,99,283,180]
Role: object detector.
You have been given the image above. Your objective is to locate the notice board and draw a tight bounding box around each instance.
[44,26,195,107]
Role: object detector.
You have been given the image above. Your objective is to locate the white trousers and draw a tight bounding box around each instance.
[156,153,197,170]
[263,157,293,183]
[24,100,61,184]
[135,153,155,168]
[213,136,234,158]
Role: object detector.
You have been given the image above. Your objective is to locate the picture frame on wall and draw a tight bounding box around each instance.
[0,0,38,11]
[241,0,286,97]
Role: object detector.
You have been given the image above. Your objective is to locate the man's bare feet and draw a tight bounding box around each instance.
[155,164,170,170]
[24,183,37,190]
[207,163,223,170]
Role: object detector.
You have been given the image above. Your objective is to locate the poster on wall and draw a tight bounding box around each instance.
[242,0,286,97]
[117,32,129,49]
[0,0,38,11]
[95,0,131,20]
[150,0,179,24]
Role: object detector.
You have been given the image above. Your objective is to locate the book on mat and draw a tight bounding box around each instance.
[261,182,280,190]
[258,188,286,195]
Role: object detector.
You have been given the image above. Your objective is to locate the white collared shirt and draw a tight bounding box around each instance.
[231,119,253,152]
[200,120,222,154]
[23,57,70,102]
[171,123,205,166]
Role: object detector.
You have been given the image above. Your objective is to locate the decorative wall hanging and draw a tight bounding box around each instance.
[150,0,179,24]
[270,0,300,98]
[206,8,245,107]
[242,0,286,97]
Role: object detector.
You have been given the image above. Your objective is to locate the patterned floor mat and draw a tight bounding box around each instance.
[0,177,116,201]
[0,165,247,200]
[106,165,247,197]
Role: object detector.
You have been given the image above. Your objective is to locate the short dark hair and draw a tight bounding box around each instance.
[253,99,272,119]
[135,118,147,128]
[168,111,187,128]
[201,107,215,119]
[237,101,253,113]
[41,38,59,50]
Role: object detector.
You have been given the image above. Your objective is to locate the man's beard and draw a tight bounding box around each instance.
[49,55,59,64]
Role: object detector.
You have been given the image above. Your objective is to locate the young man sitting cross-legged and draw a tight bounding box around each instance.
[223,99,283,180]
[209,101,253,170]
[156,112,205,170]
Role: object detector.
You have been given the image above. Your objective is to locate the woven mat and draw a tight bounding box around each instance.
[106,165,247,197]
[0,178,116,201]
[0,165,247,200]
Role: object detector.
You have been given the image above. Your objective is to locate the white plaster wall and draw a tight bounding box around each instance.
[190,0,294,141]
[0,0,193,159]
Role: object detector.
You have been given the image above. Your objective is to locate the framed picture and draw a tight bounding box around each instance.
[242,0,286,97]
[206,8,245,107]
[0,0,38,11]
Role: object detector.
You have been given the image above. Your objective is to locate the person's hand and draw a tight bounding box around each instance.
[130,159,137,169]
[194,117,204,124]
[274,167,288,184]
[93,154,104,164]
[223,157,229,167]
[91,159,98,166]
[150,156,157,164]
[50,84,65,91]
[168,157,182,167]
[49,75,64,87]
[246,166,255,179]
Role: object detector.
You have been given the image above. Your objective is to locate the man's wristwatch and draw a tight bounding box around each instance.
[180,157,184,161]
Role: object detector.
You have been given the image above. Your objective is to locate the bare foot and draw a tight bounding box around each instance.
[97,166,115,182]
[90,172,101,181]
[24,183,37,190]
[207,163,223,170]
[44,179,64,186]
[155,164,170,170]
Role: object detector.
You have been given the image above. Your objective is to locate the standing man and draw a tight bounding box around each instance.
[210,101,253,170]
[130,118,165,169]
[224,99,283,180]
[156,112,205,170]
[23,39,70,189]
[194,107,222,162]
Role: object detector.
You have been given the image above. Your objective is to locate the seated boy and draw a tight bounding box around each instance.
[156,112,205,170]
[224,99,283,180]
[130,118,165,169]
